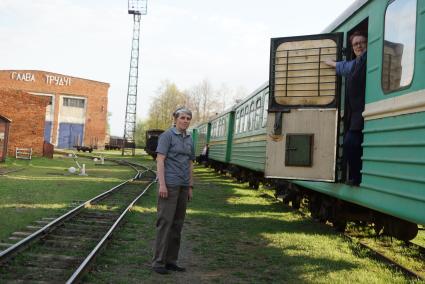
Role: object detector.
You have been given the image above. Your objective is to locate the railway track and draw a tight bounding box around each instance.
[343,235,424,281]
[275,197,425,281]
[0,160,156,283]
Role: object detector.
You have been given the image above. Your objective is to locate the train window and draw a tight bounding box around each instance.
[235,111,240,134]
[216,120,219,137]
[255,98,262,129]
[382,0,417,93]
[249,102,255,131]
[211,122,215,138]
[221,118,224,137]
[244,105,249,132]
[239,109,244,133]
[272,39,337,106]
[262,92,269,127]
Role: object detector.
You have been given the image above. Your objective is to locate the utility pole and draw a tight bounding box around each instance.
[122,0,147,156]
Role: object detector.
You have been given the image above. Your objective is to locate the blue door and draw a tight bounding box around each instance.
[44,121,52,142]
[58,123,84,149]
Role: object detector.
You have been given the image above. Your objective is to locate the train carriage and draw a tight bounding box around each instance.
[192,122,211,161]
[229,82,269,188]
[208,109,235,172]
[266,0,425,240]
[144,129,164,159]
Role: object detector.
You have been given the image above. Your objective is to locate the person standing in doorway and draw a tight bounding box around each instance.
[325,31,367,186]
[152,107,195,274]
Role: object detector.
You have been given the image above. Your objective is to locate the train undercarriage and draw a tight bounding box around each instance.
[205,159,418,241]
[274,181,418,241]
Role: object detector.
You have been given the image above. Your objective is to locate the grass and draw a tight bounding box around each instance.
[84,166,417,283]
[0,152,141,242]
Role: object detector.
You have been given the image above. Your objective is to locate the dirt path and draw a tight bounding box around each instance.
[143,221,207,283]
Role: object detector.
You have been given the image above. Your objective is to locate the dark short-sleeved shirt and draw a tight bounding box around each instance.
[336,51,367,131]
[156,127,195,186]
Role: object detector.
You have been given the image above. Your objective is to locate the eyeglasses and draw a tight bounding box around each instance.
[352,41,367,47]
[178,116,192,121]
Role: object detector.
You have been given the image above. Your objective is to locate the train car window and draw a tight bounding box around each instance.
[219,118,222,137]
[224,116,228,136]
[382,0,417,93]
[235,111,240,134]
[255,98,262,129]
[244,105,249,132]
[211,123,214,138]
[273,39,337,106]
[240,109,245,133]
[221,118,224,137]
[262,92,269,127]
[248,101,255,131]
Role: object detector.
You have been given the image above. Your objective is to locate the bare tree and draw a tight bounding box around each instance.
[145,80,249,129]
[146,80,187,130]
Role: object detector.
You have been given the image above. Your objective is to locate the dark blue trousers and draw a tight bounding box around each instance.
[343,130,363,185]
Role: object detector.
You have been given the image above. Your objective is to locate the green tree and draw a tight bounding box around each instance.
[146,80,188,130]
[135,119,147,147]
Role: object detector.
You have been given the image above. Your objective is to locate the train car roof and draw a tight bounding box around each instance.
[322,0,369,33]
[234,81,269,109]
[192,121,210,129]
[209,105,236,121]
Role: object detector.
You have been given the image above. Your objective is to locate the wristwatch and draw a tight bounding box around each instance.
[189,185,193,189]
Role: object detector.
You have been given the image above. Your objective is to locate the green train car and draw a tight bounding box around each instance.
[265,0,425,240]
[230,82,269,188]
[208,109,235,172]
[192,122,211,161]
[194,0,424,241]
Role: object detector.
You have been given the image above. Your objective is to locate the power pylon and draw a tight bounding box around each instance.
[122,0,147,155]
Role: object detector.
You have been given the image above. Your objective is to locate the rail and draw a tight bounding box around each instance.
[0,158,157,283]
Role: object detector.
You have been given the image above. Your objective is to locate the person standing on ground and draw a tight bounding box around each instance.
[324,31,367,186]
[152,107,195,274]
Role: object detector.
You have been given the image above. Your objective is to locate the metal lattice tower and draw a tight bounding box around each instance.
[122,0,147,155]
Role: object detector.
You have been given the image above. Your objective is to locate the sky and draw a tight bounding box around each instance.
[0,0,356,136]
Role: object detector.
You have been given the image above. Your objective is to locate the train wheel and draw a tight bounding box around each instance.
[383,217,418,241]
[309,195,322,220]
[291,197,301,210]
[332,220,347,232]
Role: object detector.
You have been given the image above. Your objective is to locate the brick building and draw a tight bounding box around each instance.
[0,90,50,157]
[0,70,109,151]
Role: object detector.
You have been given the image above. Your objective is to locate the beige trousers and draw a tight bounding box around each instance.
[152,185,188,268]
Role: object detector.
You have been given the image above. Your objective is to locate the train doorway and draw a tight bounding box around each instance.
[340,19,369,185]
